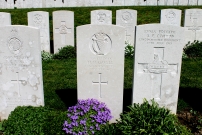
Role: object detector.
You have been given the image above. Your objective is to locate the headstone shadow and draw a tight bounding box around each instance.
[178,87,202,112]
[55,88,77,109]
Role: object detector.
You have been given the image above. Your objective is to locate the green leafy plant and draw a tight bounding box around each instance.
[182,109,202,134]
[63,99,112,135]
[53,45,76,59]
[125,41,134,58]
[116,99,191,135]
[2,106,66,135]
[184,40,202,58]
[94,123,122,135]
[41,50,53,61]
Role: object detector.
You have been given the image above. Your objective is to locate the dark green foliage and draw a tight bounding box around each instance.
[53,46,76,59]
[2,106,66,135]
[95,123,122,135]
[184,40,202,58]
[187,109,202,133]
[125,42,134,58]
[115,99,191,135]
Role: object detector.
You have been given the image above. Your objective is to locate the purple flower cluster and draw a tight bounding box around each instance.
[63,99,112,135]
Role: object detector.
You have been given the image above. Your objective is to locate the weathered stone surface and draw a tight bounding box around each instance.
[0,12,11,26]
[28,11,50,52]
[91,10,112,25]
[132,24,185,114]
[160,9,182,26]
[184,9,202,43]
[0,25,44,120]
[53,10,74,53]
[116,9,137,46]
[178,0,188,5]
[77,24,125,122]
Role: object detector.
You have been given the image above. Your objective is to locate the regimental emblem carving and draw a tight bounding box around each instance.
[165,11,176,23]
[138,47,178,101]
[7,29,23,55]
[33,14,43,25]
[90,32,112,55]
[122,11,132,22]
[97,12,106,22]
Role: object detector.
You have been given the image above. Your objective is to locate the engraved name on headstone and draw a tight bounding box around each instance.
[0,26,44,120]
[53,11,74,53]
[132,24,185,113]
[77,24,125,122]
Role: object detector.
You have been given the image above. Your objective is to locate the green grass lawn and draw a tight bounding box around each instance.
[42,58,202,113]
[1,6,202,134]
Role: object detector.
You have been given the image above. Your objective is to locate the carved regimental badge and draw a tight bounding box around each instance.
[33,14,43,26]
[7,28,23,55]
[97,12,107,22]
[90,32,112,55]
[122,11,132,23]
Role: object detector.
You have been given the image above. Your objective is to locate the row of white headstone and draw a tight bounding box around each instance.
[0,8,197,122]
[1,0,202,9]
[1,8,201,54]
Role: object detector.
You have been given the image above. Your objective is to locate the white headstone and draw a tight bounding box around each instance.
[28,11,50,52]
[158,0,165,5]
[125,0,135,6]
[160,9,182,26]
[132,24,185,114]
[135,0,146,5]
[173,0,179,5]
[146,0,157,5]
[26,0,33,8]
[116,9,137,46]
[0,12,11,26]
[46,0,55,7]
[178,0,188,5]
[77,24,125,122]
[53,11,74,54]
[166,0,174,5]
[32,0,42,8]
[199,0,202,5]
[91,10,112,25]
[7,0,14,9]
[184,9,202,43]
[0,0,6,9]
[0,25,44,120]
[15,0,25,8]
[189,0,197,5]
[54,0,64,7]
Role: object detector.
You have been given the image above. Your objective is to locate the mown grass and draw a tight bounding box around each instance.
[0,6,201,134]
[1,6,201,41]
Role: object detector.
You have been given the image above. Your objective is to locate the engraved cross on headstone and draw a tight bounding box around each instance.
[187,16,202,40]
[11,72,26,97]
[92,73,108,98]
[138,47,178,101]
[55,21,72,45]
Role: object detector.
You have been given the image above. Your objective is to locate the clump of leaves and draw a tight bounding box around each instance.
[184,40,202,58]
[2,106,66,135]
[53,45,76,59]
[125,41,134,58]
[63,99,112,135]
[41,50,53,61]
[116,99,191,135]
